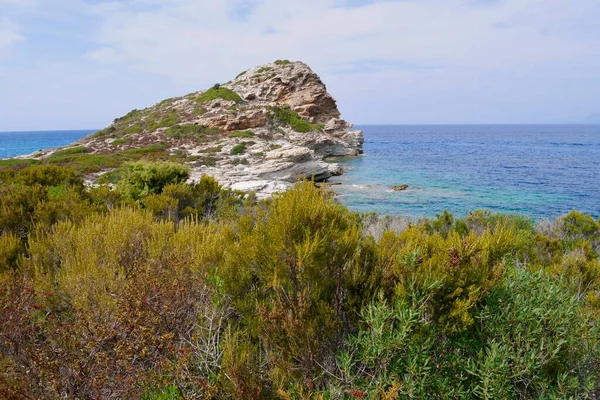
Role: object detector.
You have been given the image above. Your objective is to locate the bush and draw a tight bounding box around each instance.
[228,130,254,138]
[230,144,246,155]
[196,87,242,104]
[117,161,190,200]
[267,106,321,133]
[0,171,598,398]
[165,124,220,140]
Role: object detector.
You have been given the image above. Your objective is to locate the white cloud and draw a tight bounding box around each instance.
[0,0,599,128]
[85,0,599,84]
[0,18,23,56]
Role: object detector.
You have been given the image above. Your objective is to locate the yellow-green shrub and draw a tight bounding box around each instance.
[377,223,518,333]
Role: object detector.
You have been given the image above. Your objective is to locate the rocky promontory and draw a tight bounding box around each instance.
[29,60,363,198]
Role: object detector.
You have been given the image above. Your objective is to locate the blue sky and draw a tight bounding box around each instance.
[0,0,599,130]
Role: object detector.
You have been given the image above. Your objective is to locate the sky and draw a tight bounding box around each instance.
[0,0,599,130]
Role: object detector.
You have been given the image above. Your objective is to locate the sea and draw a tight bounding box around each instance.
[1,125,599,219]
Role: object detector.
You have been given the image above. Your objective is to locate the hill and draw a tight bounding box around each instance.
[26,60,363,198]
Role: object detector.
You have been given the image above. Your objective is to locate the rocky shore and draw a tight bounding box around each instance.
[26,61,363,198]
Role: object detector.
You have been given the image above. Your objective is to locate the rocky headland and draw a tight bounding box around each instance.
[27,60,363,198]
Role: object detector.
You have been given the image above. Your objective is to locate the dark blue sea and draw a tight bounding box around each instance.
[1,126,599,219]
[330,125,600,219]
[0,130,96,159]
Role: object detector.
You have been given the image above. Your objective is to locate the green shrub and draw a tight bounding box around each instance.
[267,106,320,133]
[559,210,599,240]
[117,161,190,200]
[111,138,129,146]
[51,146,89,157]
[0,233,22,272]
[196,87,242,104]
[230,144,246,155]
[141,385,182,400]
[274,59,292,65]
[227,130,254,138]
[165,124,220,140]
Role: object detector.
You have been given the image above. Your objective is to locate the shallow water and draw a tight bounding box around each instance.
[330,125,600,219]
[1,126,599,219]
[0,130,95,158]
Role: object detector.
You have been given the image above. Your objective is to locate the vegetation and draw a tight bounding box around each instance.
[230,143,246,155]
[51,146,89,156]
[196,85,242,104]
[0,162,598,399]
[274,59,292,65]
[165,124,221,140]
[228,130,255,138]
[268,105,322,133]
[116,161,191,200]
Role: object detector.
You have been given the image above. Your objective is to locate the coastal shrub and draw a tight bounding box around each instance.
[274,59,292,65]
[165,124,220,140]
[117,161,190,200]
[0,233,22,272]
[196,86,242,104]
[332,267,599,399]
[376,222,518,334]
[267,106,321,133]
[230,143,246,155]
[558,210,599,242]
[51,146,89,157]
[220,182,373,389]
[12,164,82,187]
[228,130,254,138]
[0,166,598,398]
[111,138,129,146]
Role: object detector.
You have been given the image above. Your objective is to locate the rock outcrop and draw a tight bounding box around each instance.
[31,60,363,198]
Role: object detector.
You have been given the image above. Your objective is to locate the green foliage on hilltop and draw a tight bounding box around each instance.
[196,85,242,104]
[268,105,323,133]
[0,164,598,399]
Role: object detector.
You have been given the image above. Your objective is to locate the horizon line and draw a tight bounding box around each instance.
[2,122,600,133]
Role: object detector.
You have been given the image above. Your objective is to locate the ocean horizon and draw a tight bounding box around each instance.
[2,124,599,219]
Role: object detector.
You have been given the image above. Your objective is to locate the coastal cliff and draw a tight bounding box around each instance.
[31,60,363,198]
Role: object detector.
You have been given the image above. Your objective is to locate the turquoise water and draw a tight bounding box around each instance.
[330,125,600,219]
[0,130,95,159]
[1,126,599,219]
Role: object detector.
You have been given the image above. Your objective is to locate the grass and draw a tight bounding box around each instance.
[0,158,40,169]
[228,130,254,138]
[51,146,89,156]
[203,145,223,153]
[165,124,221,140]
[44,143,171,174]
[230,144,246,155]
[267,106,321,133]
[196,86,242,104]
[257,66,273,73]
[146,111,181,132]
[111,138,129,146]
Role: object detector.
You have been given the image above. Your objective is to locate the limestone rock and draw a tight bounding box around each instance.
[30,60,363,199]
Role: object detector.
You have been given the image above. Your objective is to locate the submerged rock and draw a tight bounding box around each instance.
[28,61,364,198]
[392,184,409,191]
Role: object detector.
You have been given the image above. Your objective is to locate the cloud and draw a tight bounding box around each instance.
[0,18,23,56]
[86,0,598,75]
[0,0,599,129]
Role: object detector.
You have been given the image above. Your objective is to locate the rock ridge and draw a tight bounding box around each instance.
[31,60,363,198]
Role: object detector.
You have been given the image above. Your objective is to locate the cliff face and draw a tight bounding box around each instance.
[40,61,363,198]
